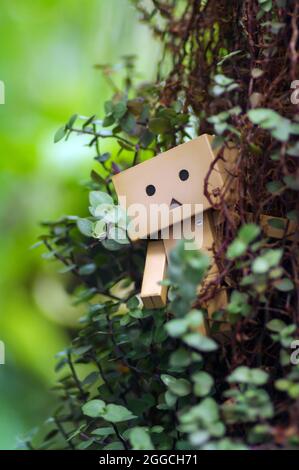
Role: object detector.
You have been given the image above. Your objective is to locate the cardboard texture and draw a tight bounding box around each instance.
[112,134,225,241]
[112,134,237,325]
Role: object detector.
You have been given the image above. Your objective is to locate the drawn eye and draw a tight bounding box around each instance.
[145,184,156,196]
[179,169,189,181]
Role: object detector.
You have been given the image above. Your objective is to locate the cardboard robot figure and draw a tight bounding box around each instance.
[112,134,236,331]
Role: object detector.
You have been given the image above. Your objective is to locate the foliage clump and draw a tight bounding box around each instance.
[28,0,299,450]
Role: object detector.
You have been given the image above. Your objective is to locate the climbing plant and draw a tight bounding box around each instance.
[28,0,298,450]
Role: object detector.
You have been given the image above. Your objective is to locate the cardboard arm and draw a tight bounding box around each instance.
[141,240,168,309]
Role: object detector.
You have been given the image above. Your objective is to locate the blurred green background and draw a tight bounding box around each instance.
[0,0,159,449]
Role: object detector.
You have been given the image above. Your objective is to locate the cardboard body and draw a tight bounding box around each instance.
[112,135,237,325]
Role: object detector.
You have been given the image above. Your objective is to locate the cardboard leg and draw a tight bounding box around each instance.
[141,240,168,309]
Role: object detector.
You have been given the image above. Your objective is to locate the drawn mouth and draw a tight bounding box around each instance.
[170,198,182,210]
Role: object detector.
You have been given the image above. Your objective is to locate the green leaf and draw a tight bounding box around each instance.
[54,126,67,143]
[120,113,136,134]
[58,264,76,274]
[250,369,270,385]
[95,152,111,163]
[181,397,220,425]
[291,123,299,135]
[183,333,218,352]
[77,218,94,237]
[274,278,294,292]
[248,108,280,127]
[260,0,272,12]
[266,319,286,332]
[283,175,299,190]
[287,210,298,221]
[228,366,268,385]
[112,101,127,120]
[102,404,136,423]
[252,256,270,274]
[227,291,250,316]
[192,371,214,397]
[127,296,140,309]
[189,430,210,446]
[214,122,228,135]
[129,427,154,450]
[140,129,155,147]
[91,427,114,437]
[266,181,284,193]
[171,381,191,398]
[214,74,234,86]
[103,442,124,450]
[81,371,99,386]
[129,309,143,319]
[263,249,283,267]
[208,111,229,124]
[289,384,299,399]
[151,426,164,434]
[271,117,292,142]
[82,399,106,418]
[91,169,106,185]
[186,309,204,328]
[217,50,242,65]
[227,224,260,260]
[89,191,113,208]
[94,204,119,224]
[93,220,107,240]
[170,349,191,368]
[149,117,171,134]
[164,390,177,408]
[102,239,123,251]
[275,379,290,392]
[165,318,187,338]
[239,224,260,244]
[160,374,176,387]
[78,263,97,276]
[67,114,78,129]
[103,114,115,127]
[82,114,96,129]
[227,239,247,260]
[248,109,292,142]
[161,374,191,397]
[211,85,225,97]
[287,142,299,157]
[77,439,94,450]
[104,100,113,114]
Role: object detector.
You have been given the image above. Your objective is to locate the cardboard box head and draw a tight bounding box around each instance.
[112,134,229,241]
